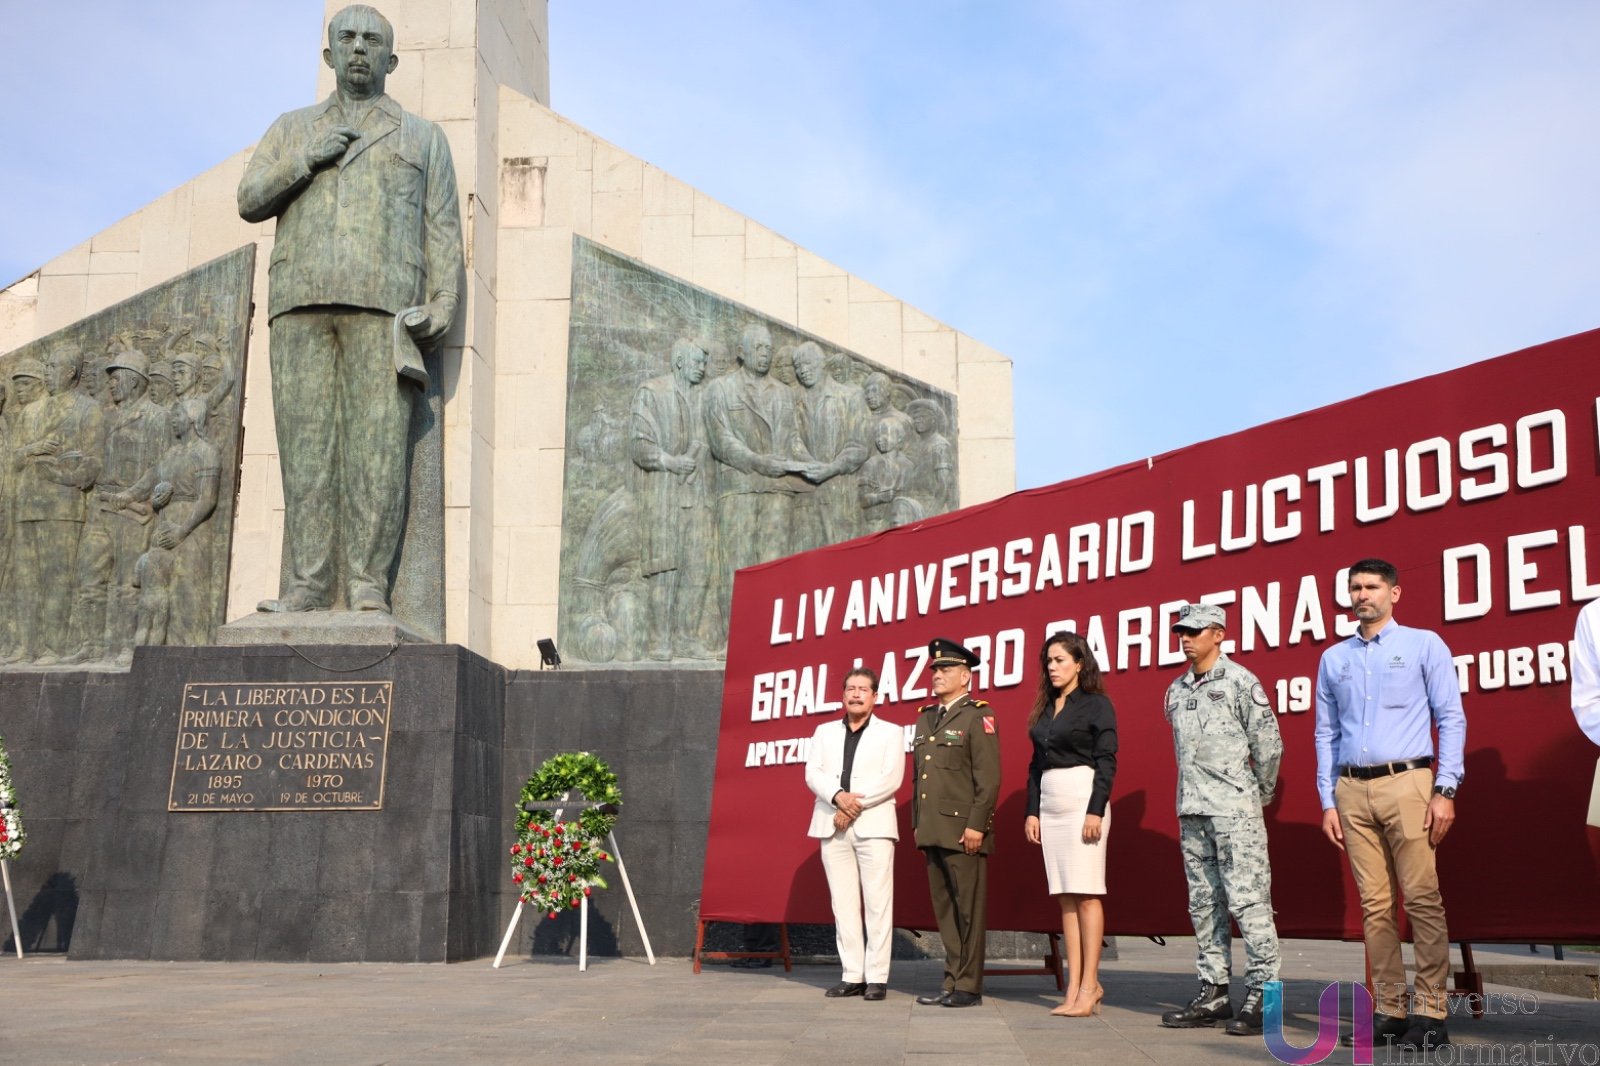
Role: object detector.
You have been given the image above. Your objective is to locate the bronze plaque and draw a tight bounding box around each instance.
[168,681,393,811]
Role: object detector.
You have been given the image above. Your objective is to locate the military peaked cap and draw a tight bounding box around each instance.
[928,637,981,669]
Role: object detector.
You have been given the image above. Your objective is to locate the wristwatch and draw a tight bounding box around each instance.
[1433,784,1457,799]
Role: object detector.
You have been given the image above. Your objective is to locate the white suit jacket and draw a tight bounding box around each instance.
[805,715,905,839]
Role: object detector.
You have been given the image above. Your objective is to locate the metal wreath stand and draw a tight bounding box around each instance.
[1,801,22,959]
[492,797,655,971]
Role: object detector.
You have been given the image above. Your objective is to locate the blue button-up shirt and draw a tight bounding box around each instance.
[1314,619,1467,809]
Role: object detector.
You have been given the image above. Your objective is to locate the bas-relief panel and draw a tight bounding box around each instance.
[0,246,253,668]
[556,237,958,666]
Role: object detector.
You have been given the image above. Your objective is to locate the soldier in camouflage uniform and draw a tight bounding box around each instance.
[1160,602,1283,1036]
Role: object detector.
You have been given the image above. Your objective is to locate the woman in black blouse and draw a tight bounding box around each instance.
[1024,631,1117,1017]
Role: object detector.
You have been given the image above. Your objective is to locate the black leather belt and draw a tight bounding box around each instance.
[1341,757,1431,781]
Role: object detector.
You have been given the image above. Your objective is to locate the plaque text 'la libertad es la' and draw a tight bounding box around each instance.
[169,682,393,811]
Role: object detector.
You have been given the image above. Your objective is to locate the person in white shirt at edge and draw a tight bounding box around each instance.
[805,666,907,1001]
[1572,598,1600,747]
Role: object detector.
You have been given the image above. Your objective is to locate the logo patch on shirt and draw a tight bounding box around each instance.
[1186,698,1198,710]
[1388,655,1407,669]
[981,716,995,734]
[1250,682,1271,707]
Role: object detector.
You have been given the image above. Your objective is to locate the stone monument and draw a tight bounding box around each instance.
[0,0,1016,963]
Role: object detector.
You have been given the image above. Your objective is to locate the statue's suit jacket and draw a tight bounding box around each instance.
[238,93,463,323]
[703,370,809,498]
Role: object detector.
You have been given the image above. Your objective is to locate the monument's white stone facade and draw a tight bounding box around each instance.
[0,0,1014,669]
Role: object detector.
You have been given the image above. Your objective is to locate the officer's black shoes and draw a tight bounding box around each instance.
[943,991,983,1008]
[824,981,866,998]
[1340,1012,1410,1047]
[863,984,887,1001]
[1396,1017,1450,1051]
[916,990,952,1006]
[1160,982,1233,1027]
[1223,987,1264,1036]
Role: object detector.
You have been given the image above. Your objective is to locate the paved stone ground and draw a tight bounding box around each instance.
[4,939,1596,1065]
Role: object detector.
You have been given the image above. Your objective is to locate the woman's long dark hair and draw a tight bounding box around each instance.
[1028,631,1105,727]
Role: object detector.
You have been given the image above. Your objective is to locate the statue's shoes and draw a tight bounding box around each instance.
[258,591,324,612]
[348,590,391,613]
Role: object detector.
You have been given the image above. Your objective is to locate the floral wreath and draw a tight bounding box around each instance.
[510,752,621,920]
[0,734,24,862]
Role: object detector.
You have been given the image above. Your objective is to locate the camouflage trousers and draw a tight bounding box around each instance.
[1178,814,1280,989]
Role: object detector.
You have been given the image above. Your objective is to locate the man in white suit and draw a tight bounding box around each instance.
[806,667,906,1001]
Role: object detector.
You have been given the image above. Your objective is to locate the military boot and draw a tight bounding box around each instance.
[1224,986,1264,1036]
[1161,982,1233,1028]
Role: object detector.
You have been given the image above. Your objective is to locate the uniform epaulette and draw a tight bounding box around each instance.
[919,702,940,713]
[970,699,989,708]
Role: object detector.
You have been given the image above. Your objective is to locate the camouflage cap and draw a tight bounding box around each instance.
[1171,602,1226,632]
[928,637,981,669]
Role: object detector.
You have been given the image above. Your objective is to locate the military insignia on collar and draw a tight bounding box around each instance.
[1213,667,1227,678]
[982,716,995,734]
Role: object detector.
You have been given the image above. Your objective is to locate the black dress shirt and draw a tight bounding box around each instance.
[1025,688,1118,817]
[837,714,871,796]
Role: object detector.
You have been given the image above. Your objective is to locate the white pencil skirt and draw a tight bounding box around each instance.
[1039,766,1109,896]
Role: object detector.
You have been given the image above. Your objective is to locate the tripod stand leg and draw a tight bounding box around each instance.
[492,899,525,969]
[1,861,20,959]
[608,832,655,965]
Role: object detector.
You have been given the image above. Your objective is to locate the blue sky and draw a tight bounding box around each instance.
[3,2,1598,491]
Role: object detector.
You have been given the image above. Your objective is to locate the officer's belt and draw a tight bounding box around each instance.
[1340,757,1431,781]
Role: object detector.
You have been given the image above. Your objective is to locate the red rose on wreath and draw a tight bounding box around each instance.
[513,872,524,883]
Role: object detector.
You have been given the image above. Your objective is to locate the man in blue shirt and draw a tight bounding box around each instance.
[1315,559,1466,1051]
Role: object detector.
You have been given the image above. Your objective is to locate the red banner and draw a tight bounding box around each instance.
[702,330,1600,940]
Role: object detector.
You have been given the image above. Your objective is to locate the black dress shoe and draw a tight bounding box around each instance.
[730,957,772,969]
[1341,1013,1409,1047]
[916,990,951,1005]
[863,984,887,1001]
[1396,1016,1449,1050]
[943,991,983,1008]
[825,981,866,998]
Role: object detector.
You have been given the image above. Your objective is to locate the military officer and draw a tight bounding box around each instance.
[912,638,1002,1008]
[1160,603,1283,1037]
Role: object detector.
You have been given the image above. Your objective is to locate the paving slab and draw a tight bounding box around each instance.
[4,939,1597,1065]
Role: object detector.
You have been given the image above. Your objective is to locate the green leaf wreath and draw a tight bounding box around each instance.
[0,733,24,862]
[511,752,621,920]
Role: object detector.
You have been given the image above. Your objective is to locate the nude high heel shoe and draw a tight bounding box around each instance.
[1061,984,1104,1017]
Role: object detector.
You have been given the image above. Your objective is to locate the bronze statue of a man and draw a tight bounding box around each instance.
[238,4,464,613]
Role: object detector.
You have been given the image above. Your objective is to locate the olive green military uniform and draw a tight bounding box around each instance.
[912,692,1002,995]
